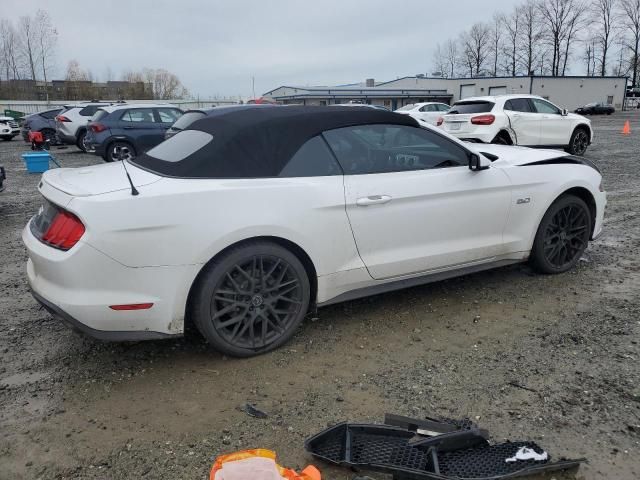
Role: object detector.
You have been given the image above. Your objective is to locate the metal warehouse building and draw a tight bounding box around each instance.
[264,76,628,111]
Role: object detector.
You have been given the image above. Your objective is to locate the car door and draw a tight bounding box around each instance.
[530,98,568,146]
[153,108,183,146]
[417,104,440,125]
[503,98,541,146]
[323,124,512,280]
[118,108,158,152]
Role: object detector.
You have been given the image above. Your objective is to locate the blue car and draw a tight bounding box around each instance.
[86,104,183,162]
[21,108,63,143]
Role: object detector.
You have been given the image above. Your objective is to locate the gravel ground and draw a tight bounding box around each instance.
[1,114,639,480]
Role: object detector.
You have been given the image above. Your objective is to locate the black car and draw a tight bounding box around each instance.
[575,102,615,115]
[85,104,183,162]
[21,108,63,143]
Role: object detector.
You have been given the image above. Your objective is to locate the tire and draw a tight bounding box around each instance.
[106,141,136,162]
[491,132,512,145]
[191,241,311,357]
[41,129,57,145]
[530,194,591,274]
[566,127,590,156]
[76,130,88,152]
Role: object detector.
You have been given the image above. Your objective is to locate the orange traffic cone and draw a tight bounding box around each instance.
[622,120,631,135]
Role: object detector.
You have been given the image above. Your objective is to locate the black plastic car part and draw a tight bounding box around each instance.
[305,414,584,480]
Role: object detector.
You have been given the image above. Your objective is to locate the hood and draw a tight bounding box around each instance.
[472,144,572,167]
[41,161,162,196]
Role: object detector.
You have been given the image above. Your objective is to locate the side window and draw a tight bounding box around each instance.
[156,108,182,123]
[42,110,60,119]
[532,98,561,114]
[323,124,469,175]
[504,98,532,112]
[279,136,342,177]
[121,108,155,123]
[79,105,106,116]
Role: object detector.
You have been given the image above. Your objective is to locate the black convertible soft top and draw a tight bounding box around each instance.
[132,106,419,178]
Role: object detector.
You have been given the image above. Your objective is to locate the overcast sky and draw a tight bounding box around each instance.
[7,1,524,98]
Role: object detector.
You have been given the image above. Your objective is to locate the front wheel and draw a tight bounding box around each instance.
[530,194,591,274]
[191,241,311,357]
[566,128,589,156]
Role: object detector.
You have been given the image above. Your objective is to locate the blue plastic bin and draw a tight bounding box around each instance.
[21,151,51,173]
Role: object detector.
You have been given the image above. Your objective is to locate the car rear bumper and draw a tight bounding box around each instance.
[23,220,199,340]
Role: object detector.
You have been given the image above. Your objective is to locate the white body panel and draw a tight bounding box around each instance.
[23,124,606,338]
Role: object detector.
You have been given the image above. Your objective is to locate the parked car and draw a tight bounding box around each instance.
[21,108,63,144]
[55,102,113,152]
[165,104,278,139]
[439,95,593,156]
[395,102,451,125]
[0,116,20,141]
[575,102,615,115]
[0,164,5,192]
[85,104,183,162]
[23,106,605,357]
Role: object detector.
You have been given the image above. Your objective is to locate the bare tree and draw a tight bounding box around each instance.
[0,19,22,81]
[432,43,449,77]
[539,0,587,75]
[590,0,618,75]
[503,9,521,76]
[35,10,57,84]
[489,14,504,76]
[461,23,491,77]
[66,60,89,81]
[620,0,640,86]
[18,15,39,80]
[584,39,598,74]
[518,0,544,75]
[445,39,459,78]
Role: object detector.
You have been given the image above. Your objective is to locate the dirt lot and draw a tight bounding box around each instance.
[1,114,639,480]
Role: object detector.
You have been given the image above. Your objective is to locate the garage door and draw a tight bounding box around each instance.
[489,86,508,96]
[460,84,476,99]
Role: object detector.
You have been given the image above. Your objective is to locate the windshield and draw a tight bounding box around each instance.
[169,111,207,131]
[448,101,495,114]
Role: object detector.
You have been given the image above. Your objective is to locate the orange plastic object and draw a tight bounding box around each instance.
[622,120,631,135]
[211,449,320,480]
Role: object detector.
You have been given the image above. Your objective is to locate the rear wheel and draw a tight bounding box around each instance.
[191,241,311,357]
[491,131,512,145]
[76,130,88,152]
[530,194,591,274]
[566,128,589,156]
[41,129,56,145]
[106,141,136,162]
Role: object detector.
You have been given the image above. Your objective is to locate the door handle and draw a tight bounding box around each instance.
[356,195,392,206]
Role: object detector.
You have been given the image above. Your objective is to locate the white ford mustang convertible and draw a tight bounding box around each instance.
[23,106,606,356]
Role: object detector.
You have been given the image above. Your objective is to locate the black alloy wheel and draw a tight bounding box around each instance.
[192,241,310,357]
[568,129,589,156]
[530,195,591,274]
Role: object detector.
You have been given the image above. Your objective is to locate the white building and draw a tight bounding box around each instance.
[264,76,628,111]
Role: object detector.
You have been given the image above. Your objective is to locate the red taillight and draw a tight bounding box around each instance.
[90,123,107,133]
[471,114,495,125]
[41,210,85,250]
[436,117,444,126]
[56,115,71,122]
[109,303,154,311]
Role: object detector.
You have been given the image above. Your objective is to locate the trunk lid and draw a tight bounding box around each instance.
[42,162,161,197]
[442,114,474,134]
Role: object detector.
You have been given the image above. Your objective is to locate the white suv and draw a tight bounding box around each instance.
[55,102,113,152]
[395,102,451,125]
[439,95,593,156]
[0,116,20,141]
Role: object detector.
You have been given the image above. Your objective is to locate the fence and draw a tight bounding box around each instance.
[0,99,240,116]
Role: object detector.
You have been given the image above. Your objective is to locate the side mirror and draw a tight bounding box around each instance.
[469,153,490,171]
[561,109,569,116]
